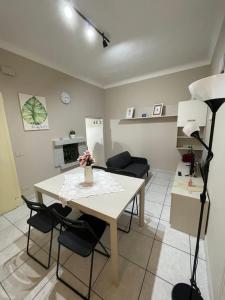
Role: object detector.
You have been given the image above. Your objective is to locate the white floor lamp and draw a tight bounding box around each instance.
[172,73,225,300]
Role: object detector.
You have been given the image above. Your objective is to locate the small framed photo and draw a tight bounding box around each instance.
[219,53,225,74]
[152,103,163,117]
[126,107,135,119]
[141,113,147,118]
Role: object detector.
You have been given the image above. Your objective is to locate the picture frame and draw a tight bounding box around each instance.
[219,53,225,74]
[141,113,147,118]
[19,93,49,131]
[126,107,135,119]
[152,103,163,117]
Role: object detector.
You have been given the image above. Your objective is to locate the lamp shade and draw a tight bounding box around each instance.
[183,121,200,137]
[189,73,225,101]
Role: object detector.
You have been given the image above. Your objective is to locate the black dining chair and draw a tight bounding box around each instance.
[92,165,138,233]
[22,195,72,269]
[50,208,110,300]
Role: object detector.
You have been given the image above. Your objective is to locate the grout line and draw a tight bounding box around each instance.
[138,171,175,299]
[147,270,174,287]
[153,238,191,256]
[137,198,161,299]
[0,282,11,300]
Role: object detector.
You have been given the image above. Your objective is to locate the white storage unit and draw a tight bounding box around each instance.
[177,100,207,127]
[170,162,209,238]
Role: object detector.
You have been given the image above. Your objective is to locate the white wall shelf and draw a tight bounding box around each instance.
[176,146,203,151]
[120,115,177,121]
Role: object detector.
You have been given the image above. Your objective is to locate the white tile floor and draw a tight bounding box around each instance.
[0,169,210,300]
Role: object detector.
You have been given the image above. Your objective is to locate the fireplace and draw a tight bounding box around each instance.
[53,136,87,170]
[63,143,79,164]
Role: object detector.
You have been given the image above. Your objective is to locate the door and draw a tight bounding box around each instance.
[85,118,105,166]
[0,92,21,214]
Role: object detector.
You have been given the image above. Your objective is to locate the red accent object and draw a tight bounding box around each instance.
[182,153,193,163]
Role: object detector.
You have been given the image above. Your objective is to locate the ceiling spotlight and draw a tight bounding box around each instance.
[64,4,74,20]
[103,36,109,48]
[86,25,96,42]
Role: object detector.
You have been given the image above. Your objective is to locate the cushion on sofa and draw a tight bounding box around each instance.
[106,151,132,169]
[123,163,149,178]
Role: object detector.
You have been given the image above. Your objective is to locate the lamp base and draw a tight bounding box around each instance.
[172,283,203,300]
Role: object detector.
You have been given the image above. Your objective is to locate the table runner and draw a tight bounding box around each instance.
[59,170,124,206]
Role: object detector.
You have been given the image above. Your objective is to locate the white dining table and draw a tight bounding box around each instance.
[34,167,145,285]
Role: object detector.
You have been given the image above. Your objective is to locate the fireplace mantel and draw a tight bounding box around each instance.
[53,136,87,170]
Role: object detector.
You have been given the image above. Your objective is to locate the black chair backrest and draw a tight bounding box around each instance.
[50,207,86,230]
[22,195,46,213]
[50,208,99,242]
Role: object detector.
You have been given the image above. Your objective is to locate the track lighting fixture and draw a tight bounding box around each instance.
[73,6,110,48]
[102,35,109,48]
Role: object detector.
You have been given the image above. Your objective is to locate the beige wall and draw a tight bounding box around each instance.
[0,48,105,198]
[104,66,210,171]
[206,17,225,300]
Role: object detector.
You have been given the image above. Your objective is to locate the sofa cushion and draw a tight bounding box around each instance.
[123,163,149,178]
[106,151,132,169]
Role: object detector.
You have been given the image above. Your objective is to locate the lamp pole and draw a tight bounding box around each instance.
[172,98,225,300]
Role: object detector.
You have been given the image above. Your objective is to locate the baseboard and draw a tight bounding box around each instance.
[204,237,214,300]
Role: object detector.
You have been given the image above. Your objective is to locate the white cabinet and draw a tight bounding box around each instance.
[170,162,209,238]
[177,100,207,127]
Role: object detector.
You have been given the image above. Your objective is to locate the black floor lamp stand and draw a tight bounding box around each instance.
[172,98,225,300]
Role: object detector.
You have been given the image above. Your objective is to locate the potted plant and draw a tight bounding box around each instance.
[78,150,95,183]
[69,130,76,139]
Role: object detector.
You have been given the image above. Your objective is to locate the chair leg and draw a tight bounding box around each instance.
[56,243,93,300]
[124,196,138,216]
[95,240,110,257]
[47,228,54,268]
[87,251,94,300]
[118,197,136,233]
[26,225,53,269]
[135,197,139,216]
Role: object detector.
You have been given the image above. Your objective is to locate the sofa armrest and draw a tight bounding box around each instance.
[131,156,148,164]
[92,165,107,171]
[107,167,136,177]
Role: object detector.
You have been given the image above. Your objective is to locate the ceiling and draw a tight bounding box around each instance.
[0,0,224,88]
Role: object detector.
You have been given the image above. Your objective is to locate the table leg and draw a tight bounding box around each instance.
[109,220,119,285]
[35,190,43,203]
[139,183,145,227]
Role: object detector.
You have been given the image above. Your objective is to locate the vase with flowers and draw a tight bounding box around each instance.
[78,150,95,184]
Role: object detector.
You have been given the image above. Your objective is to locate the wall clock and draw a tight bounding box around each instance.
[60,92,71,104]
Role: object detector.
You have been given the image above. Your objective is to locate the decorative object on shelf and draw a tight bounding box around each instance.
[172,73,225,300]
[141,113,147,118]
[219,53,225,74]
[19,93,49,131]
[60,91,71,104]
[69,130,76,138]
[78,150,95,184]
[126,107,135,118]
[152,103,163,117]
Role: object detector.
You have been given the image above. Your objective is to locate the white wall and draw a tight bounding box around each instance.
[0,48,105,198]
[104,66,210,171]
[205,17,225,300]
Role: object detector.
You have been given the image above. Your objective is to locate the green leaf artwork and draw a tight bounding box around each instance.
[22,96,47,125]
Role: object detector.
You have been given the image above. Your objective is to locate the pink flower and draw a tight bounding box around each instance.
[78,150,95,167]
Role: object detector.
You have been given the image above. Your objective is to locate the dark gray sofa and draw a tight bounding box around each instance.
[106,151,149,178]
